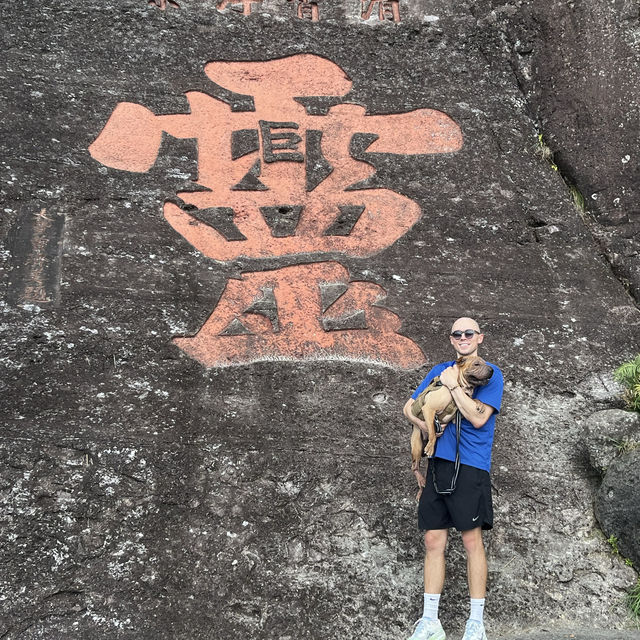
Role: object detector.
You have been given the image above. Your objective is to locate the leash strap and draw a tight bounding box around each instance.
[432,411,461,495]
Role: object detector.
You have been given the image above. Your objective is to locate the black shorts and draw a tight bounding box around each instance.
[418,459,493,532]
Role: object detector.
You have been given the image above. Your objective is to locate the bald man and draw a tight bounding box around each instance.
[403,318,504,640]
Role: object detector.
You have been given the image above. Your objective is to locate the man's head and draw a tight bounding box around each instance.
[449,317,484,357]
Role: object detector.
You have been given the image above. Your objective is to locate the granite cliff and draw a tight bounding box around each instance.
[1,1,639,638]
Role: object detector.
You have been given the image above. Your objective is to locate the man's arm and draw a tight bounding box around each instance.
[439,365,495,428]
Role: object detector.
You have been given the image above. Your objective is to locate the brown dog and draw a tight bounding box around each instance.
[409,356,493,496]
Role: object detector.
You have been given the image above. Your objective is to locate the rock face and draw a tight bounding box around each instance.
[585,409,640,474]
[596,448,640,568]
[587,409,640,579]
[476,0,640,299]
[1,1,639,638]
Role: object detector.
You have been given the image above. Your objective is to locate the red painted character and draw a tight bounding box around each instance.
[89,54,463,368]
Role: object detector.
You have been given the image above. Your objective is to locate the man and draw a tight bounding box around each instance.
[403,318,504,640]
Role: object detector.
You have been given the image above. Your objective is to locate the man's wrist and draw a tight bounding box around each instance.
[447,385,460,392]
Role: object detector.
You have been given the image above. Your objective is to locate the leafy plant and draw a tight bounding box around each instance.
[536,133,586,215]
[608,534,620,555]
[607,436,640,455]
[614,354,640,412]
[569,184,586,212]
[537,133,558,171]
[628,577,640,622]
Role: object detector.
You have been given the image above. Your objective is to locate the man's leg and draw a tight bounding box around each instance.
[461,527,487,598]
[461,527,488,640]
[424,529,448,594]
[407,530,449,639]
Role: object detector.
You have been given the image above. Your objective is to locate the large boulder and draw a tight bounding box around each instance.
[596,447,640,567]
[585,409,640,474]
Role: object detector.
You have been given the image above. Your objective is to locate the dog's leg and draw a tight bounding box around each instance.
[410,425,424,470]
[420,405,438,457]
[415,459,428,502]
[410,426,426,495]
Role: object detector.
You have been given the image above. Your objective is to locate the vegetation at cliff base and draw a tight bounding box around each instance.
[614,354,640,412]
[628,577,640,623]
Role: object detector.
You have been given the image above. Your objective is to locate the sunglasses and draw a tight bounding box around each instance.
[450,329,480,340]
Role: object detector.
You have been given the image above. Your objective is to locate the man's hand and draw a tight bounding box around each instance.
[414,416,429,436]
[439,364,458,389]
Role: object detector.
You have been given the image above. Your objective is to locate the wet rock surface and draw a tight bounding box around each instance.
[1,1,639,638]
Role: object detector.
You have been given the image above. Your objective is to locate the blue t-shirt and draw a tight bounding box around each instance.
[411,360,504,472]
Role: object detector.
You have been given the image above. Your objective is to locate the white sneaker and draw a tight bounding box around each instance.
[461,619,487,640]
[407,617,446,640]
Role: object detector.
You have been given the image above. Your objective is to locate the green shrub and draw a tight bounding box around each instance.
[628,577,640,623]
[614,354,640,412]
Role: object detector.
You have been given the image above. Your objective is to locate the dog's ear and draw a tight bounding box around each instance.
[468,366,493,387]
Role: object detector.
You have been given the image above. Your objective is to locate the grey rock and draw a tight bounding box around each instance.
[497,633,640,640]
[472,0,640,300]
[0,0,639,639]
[596,448,640,567]
[585,409,640,474]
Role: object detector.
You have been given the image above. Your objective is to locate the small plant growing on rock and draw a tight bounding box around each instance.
[608,534,620,555]
[614,354,640,412]
[628,577,640,623]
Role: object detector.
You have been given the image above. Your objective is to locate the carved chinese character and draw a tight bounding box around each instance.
[174,262,426,368]
[90,55,461,264]
[89,54,463,368]
[361,0,400,22]
[288,0,320,21]
[217,0,260,16]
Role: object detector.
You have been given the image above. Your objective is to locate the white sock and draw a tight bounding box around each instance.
[469,597,485,622]
[423,593,441,620]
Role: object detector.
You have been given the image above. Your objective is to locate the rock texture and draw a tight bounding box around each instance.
[474,0,640,299]
[585,409,640,474]
[596,448,640,568]
[586,409,640,568]
[498,633,640,640]
[1,1,639,639]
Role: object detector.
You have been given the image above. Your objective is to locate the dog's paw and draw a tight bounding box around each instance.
[415,487,423,502]
[413,469,426,488]
[424,441,435,457]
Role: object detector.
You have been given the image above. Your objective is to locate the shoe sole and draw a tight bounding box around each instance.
[408,628,446,640]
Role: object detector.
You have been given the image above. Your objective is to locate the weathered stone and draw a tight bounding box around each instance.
[498,633,640,640]
[1,0,640,638]
[471,0,640,301]
[596,448,640,567]
[585,409,640,474]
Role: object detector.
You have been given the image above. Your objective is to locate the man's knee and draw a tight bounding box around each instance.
[461,527,484,555]
[424,529,448,554]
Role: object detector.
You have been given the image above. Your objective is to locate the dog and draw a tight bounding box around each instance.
[409,356,493,498]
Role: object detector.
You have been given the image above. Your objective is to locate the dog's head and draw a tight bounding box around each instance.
[456,356,493,388]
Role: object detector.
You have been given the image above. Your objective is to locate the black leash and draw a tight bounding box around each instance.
[432,411,461,495]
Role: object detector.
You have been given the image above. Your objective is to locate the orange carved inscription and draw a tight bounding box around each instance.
[288,0,320,21]
[216,0,260,15]
[89,54,463,368]
[175,262,425,368]
[361,0,400,22]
